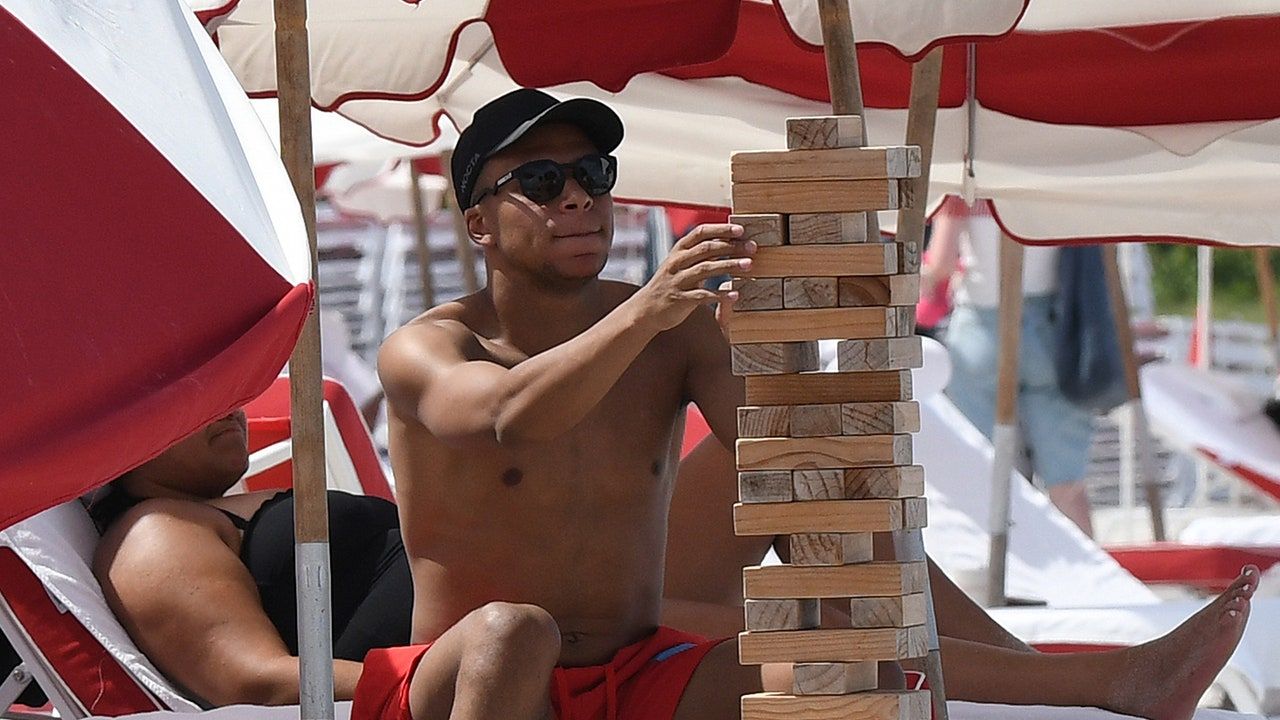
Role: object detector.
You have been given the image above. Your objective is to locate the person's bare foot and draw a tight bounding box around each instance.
[1107,566,1258,720]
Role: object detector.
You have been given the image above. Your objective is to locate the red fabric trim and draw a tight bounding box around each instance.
[986,202,1278,250]
[0,550,160,716]
[241,377,394,500]
[1105,543,1280,592]
[1196,447,1280,503]
[680,405,713,459]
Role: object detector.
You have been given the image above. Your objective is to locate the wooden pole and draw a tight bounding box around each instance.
[817,0,879,241]
[987,232,1024,608]
[1102,246,1166,541]
[1254,248,1280,370]
[441,150,481,294]
[894,47,949,720]
[408,163,437,307]
[272,0,335,718]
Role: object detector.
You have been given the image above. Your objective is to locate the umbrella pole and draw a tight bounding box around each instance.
[1196,247,1213,370]
[272,0,335,718]
[894,47,949,720]
[817,0,946,713]
[1254,248,1280,372]
[409,164,437,307]
[1102,246,1166,541]
[987,232,1024,608]
[442,151,482,294]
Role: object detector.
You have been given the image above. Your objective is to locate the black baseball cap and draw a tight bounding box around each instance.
[451,88,624,210]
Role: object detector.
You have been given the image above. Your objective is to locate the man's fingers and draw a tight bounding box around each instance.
[678,258,752,286]
[674,223,744,251]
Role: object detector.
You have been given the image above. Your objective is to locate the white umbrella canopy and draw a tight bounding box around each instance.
[0,0,312,528]
[210,1,1280,247]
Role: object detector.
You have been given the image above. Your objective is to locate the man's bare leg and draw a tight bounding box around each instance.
[1047,479,1095,538]
[941,568,1256,719]
[407,602,560,720]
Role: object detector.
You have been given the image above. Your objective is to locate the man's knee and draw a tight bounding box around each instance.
[469,602,561,665]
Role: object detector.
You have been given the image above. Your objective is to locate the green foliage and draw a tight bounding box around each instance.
[1148,244,1277,322]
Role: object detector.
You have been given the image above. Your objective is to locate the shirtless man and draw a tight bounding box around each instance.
[367,88,1259,720]
[366,89,760,720]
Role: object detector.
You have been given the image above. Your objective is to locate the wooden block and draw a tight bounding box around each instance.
[732,278,783,311]
[727,307,900,344]
[783,277,838,309]
[894,306,916,335]
[898,178,919,209]
[789,403,843,437]
[835,337,924,372]
[786,116,863,150]
[738,625,927,664]
[747,244,897,279]
[736,435,911,471]
[744,561,927,599]
[730,213,786,247]
[897,236,921,273]
[789,212,868,244]
[734,499,915,535]
[840,402,921,436]
[847,593,928,628]
[903,497,927,528]
[844,466,927,499]
[791,469,845,500]
[731,146,921,183]
[738,470,794,503]
[837,274,920,307]
[738,406,793,438]
[745,370,913,405]
[732,178,900,215]
[742,690,930,720]
[732,342,820,376]
[744,598,820,631]
[793,662,879,695]
[789,532,874,566]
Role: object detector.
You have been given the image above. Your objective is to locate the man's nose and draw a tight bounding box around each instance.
[555,176,593,213]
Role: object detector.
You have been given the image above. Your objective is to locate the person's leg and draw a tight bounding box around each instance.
[1047,480,1094,537]
[334,529,414,659]
[672,639,764,720]
[407,602,560,720]
[942,568,1256,720]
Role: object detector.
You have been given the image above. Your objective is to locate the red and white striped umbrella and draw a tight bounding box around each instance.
[0,0,312,529]
[209,1,1280,247]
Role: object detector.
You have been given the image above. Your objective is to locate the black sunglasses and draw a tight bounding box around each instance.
[470,153,617,207]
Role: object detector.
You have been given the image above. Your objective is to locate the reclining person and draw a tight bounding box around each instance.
[369,88,1259,720]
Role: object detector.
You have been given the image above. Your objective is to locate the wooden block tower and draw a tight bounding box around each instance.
[728,115,930,719]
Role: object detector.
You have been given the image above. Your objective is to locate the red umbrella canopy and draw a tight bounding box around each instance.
[0,0,312,528]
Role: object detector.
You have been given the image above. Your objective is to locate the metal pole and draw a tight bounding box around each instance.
[271,0,335,717]
[987,232,1024,608]
[408,163,437,307]
[1102,245,1165,540]
[895,46,948,720]
[1196,246,1213,370]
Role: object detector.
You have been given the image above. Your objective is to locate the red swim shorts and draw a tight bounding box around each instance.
[352,626,725,720]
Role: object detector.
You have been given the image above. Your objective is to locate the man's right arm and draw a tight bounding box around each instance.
[378,224,755,447]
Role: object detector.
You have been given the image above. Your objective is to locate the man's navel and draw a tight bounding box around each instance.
[501,467,524,487]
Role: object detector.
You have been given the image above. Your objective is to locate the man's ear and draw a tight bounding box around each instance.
[464,207,492,247]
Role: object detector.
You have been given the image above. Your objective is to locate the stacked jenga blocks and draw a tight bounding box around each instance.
[729,115,930,720]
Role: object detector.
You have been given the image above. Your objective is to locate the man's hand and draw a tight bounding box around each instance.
[631,223,755,332]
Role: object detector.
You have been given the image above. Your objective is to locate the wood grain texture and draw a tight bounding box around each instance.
[734,499,917,535]
[840,402,921,436]
[744,598,821,631]
[731,146,921,183]
[788,532,874,566]
[738,470,794,504]
[737,406,794,438]
[838,274,920,307]
[727,307,899,344]
[748,244,897,279]
[738,625,927,663]
[730,213,786,247]
[789,212,868,244]
[732,277,783,311]
[745,370,913,405]
[792,662,879,695]
[741,690,930,720]
[847,593,928,628]
[786,116,864,150]
[783,277,839,309]
[743,561,927,599]
[835,337,924,372]
[736,435,911,471]
[731,342,820,376]
[842,466,927,499]
[732,178,900,215]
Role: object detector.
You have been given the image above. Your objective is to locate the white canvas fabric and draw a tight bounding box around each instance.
[0,503,202,712]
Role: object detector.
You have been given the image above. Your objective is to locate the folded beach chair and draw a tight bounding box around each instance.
[237,375,394,501]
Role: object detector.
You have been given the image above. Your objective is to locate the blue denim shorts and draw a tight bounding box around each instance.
[943,294,1095,487]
